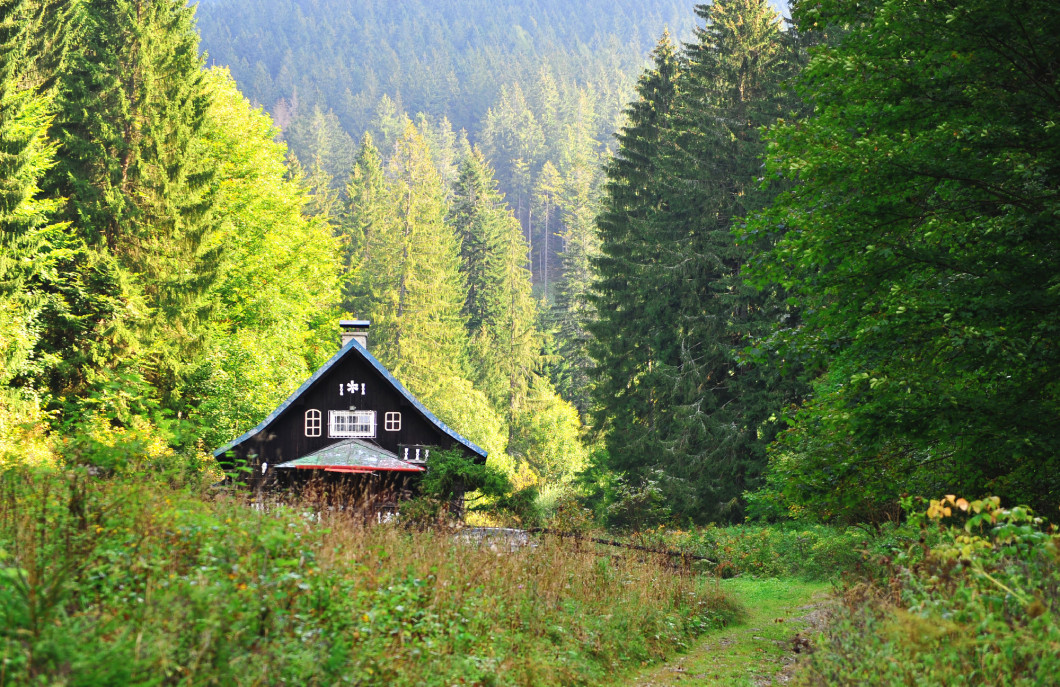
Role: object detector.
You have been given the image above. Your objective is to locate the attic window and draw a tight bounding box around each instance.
[305,409,322,437]
[384,412,401,432]
[329,410,376,438]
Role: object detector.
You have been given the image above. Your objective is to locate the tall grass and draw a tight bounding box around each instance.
[628,524,871,580]
[0,466,738,685]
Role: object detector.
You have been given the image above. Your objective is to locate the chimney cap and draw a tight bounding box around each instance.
[340,320,371,329]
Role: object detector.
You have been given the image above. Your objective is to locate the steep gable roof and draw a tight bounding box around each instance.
[213,338,487,460]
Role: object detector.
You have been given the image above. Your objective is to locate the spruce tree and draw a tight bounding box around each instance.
[588,32,680,485]
[590,2,805,522]
[0,0,66,387]
[552,89,602,415]
[451,149,537,415]
[531,160,562,300]
[340,133,390,319]
[43,0,221,408]
[361,121,469,400]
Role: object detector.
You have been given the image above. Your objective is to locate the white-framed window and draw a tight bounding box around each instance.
[329,410,376,438]
[384,412,401,432]
[305,409,322,437]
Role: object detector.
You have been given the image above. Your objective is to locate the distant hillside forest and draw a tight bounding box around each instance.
[196,0,696,147]
[194,0,699,299]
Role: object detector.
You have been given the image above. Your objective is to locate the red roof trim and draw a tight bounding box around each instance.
[293,465,425,473]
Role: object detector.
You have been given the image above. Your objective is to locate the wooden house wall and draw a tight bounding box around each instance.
[218,350,464,489]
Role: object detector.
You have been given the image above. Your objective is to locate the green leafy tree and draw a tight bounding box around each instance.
[508,378,587,484]
[184,69,342,448]
[746,0,1060,517]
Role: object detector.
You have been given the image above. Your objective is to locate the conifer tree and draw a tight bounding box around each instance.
[451,149,537,415]
[748,0,1060,516]
[588,31,680,483]
[340,133,390,318]
[0,0,66,388]
[552,89,602,415]
[531,160,562,299]
[43,0,221,407]
[362,121,469,400]
[589,2,805,521]
[652,0,803,520]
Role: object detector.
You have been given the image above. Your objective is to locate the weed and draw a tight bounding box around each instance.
[0,465,739,685]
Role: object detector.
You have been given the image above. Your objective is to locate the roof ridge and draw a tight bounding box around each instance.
[213,339,488,459]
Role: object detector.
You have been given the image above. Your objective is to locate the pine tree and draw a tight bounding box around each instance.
[345,121,509,459]
[451,148,537,415]
[589,2,805,522]
[588,31,680,485]
[43,0,221,408]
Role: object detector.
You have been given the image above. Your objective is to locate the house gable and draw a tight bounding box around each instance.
[213,338,487,483]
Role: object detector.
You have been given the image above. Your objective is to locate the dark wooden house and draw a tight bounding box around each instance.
[213,321,487,503]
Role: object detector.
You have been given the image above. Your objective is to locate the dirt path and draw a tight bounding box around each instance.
[628,578,832,687]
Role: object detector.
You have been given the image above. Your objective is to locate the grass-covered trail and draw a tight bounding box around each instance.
[628,578,832,686]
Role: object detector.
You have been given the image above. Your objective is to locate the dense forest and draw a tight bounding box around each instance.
[194,0,699,317]
[1,0,1058,682]
[1,0,1056,526]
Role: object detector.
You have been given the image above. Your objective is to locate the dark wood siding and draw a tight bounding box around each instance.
[217,349,470,489]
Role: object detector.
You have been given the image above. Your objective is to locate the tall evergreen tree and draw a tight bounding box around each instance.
[531,160,562,299]
[359,121,469,400]
[0,0,66,389]
[590,2,805,522]
[345,121,509,459]
[588,31,680,483]
[340,133,390,318]
[552,89,603,415]
[42,0,221,408]
[451,149,537,416]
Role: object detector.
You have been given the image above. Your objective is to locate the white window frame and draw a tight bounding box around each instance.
[384,412,401,432]
[329,410,376,438]
[305,409,322,437]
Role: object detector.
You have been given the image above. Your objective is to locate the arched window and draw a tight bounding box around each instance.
[305,409,322,437]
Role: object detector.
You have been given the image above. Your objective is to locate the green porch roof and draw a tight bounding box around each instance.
[275,439,425,473]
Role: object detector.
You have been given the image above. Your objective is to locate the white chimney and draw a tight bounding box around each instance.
[340,320,370,349]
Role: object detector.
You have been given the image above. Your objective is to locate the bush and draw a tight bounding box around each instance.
[797,497,1060,686]
[632,523,871,581]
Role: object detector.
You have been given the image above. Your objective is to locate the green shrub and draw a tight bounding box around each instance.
[797,497,1060,686]
[632,523,871,581]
